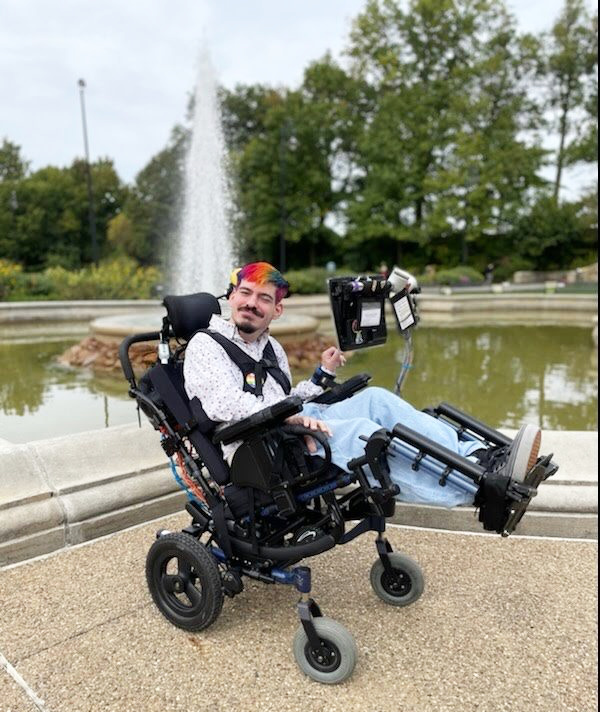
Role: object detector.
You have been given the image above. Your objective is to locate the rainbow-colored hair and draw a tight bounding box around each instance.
[235,262,289,302]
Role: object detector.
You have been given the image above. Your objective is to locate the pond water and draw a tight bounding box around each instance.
[0,325,596,444]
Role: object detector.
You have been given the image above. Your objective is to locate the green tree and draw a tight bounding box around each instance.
[69,158,127,263]
[0,158,124,269]
[106,212,144,260]
[0,138,29,181]
[220,85,282,151]
[511,194,595,269]
[124,124,188,266]
[231,58,366,268]
[426,23,547,264]
[0,140,29,262]
[542,0,598,199]
[345,0,546,268]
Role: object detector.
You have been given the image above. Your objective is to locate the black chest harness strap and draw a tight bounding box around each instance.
[201,330,292,397]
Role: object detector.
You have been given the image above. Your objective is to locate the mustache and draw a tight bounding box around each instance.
[240,305,264,317]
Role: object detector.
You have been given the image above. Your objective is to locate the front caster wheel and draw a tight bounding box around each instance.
[370,552,424,607]
[146,532,223,631]
[293,617,357,684]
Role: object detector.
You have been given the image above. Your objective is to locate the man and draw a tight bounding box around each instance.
[184,261,542,508]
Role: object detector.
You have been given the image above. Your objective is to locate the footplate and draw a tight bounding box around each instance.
[501,454,558,536]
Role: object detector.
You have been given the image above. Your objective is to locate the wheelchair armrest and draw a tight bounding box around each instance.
[281,424,332,477]
[213,396,304,445]
[309,372,371,406]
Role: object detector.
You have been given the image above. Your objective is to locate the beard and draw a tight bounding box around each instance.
[235,308,263,334]
[236,321,259,334]
[234,306,264,335]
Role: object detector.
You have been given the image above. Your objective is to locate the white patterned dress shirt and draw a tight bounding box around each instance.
[183,314,323,460]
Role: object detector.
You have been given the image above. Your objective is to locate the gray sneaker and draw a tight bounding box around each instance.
[504,424,542,483]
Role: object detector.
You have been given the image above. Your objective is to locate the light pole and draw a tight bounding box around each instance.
[78,78,98,265]
[278,119,292,274]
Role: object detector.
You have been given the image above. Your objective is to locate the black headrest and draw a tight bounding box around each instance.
[163,292,221,341]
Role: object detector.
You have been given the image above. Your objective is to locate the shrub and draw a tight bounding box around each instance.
[43,257,161,299]
[0,260,23,299]
[20,271,55,298]
[284,266,356,294]
[1,257,162,300]
[417,266,485,286]
[492,255,535,283]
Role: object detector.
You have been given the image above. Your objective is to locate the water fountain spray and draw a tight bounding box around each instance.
[173,46,234,296]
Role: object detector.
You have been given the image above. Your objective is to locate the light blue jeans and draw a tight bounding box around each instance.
[301,387,482,507]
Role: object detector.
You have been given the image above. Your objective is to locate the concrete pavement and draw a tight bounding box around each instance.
[0,513,597,712]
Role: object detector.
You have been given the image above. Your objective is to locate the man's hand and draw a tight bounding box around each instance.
[285,415,333,453]
[320,346,346,374]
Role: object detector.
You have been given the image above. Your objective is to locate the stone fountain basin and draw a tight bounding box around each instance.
[90,308,319,344]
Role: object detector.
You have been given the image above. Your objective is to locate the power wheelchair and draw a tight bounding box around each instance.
[119,268,557,684]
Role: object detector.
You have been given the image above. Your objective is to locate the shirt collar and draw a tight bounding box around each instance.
[208,314,270,348]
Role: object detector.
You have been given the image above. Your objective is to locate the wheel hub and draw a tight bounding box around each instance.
[382,569,411,596]
[305,640,341,673]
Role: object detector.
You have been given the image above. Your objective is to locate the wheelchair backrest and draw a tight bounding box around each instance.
[137,292,230,485]
[163,292,221,341]
[141,360,231,486]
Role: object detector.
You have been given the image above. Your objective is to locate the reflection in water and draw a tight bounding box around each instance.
[340,326,598,431]
[0,339,136,443]
[0,326,597,443]
[0,340,66,416]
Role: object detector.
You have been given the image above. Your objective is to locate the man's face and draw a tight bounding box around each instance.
[228,278,283,337]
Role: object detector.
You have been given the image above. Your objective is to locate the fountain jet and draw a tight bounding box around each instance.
[172,46,234,296]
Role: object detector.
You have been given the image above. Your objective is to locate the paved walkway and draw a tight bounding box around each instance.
[0,513,597,712]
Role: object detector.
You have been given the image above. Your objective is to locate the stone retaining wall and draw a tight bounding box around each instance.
[1,424,596,567]
[0,299,159,324]
[513,262,598,284]
[0,423,184,567]
[1,293,597,328]
[285,293,598,328]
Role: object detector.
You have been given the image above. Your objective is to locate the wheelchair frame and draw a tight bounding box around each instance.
[119,281,557,684]
[121,328,422,681]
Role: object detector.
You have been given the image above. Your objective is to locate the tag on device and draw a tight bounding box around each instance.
[359,301,382,328]
[391,291,416,331]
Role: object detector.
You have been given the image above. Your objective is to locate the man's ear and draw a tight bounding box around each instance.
[272,301,284,319]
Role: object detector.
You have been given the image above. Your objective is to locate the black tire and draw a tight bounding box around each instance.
[293,617,357,684]
[146,532,223,631]
[370,552,424,607]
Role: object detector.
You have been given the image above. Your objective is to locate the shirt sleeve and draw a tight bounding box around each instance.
[269,338,324,401]
[184,333,282,423]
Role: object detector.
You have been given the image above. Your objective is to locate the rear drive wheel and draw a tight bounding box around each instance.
[293,617,357,684]
[370,552,424,607]
[146,532,223,631]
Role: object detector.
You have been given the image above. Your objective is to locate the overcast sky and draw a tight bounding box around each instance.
[1,0,595,193]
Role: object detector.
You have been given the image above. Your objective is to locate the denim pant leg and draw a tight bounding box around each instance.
[302,387,478,507]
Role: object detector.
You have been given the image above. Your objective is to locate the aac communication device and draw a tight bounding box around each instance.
[327,276,391,351]
[327,268,419,352]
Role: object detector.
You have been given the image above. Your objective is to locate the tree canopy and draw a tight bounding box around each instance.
[0,0,597,281]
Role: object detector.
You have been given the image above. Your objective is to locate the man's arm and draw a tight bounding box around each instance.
[271,341,346,396]
[269,338,324,400]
